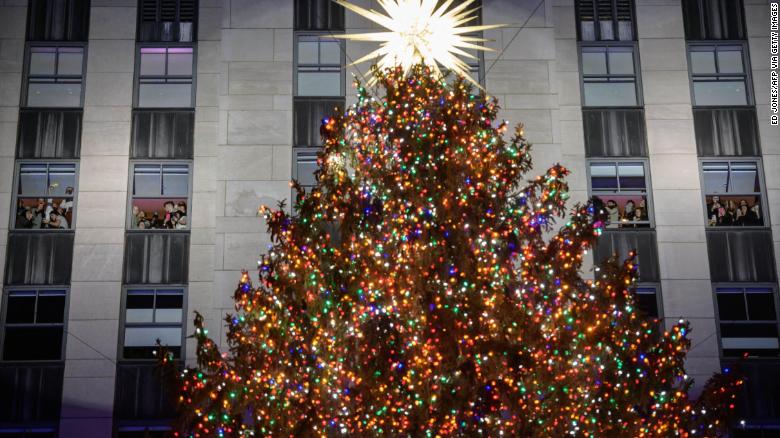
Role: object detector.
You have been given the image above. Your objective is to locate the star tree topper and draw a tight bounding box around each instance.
[334,0,504,88]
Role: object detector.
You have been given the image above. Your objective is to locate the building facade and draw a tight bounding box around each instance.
[0,0,777,436]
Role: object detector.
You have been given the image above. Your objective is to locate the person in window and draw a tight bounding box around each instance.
[736,199,761,226]
[631,207,646,227]
[620,200,636,226]
[174,211,188,229]
[604,199,620,228]
[151,211,163,229]
[46,208,69,229]
[177,201,187,218]
[637,198,649,221]
[131,205,141,229]
[750,203,762,226]
[16,199,27,217]
[707,196,725,226]
[32,198,47,228]
[720,200,738,226]
[15,209,35,229]
[163,201,176,228]
[59,187,74,213]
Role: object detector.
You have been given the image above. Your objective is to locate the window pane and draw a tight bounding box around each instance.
[729,162,759,193]
[590,162,618,190]
[297,72,341,96]
[124,327,181,347]
[48,163,76,196]
[27,83,82,107]
[717,48,743,74]
[57,48,84,76]
[746,293,777,321]
[617,163,645,189]
[690,50,716,74]
[140,49,167,76]
[581,50,607,75]
[138,83,193,108]
[3,326,63,360]
[36,291,66,323]
[583,82,637,106]
[597,195,650,228]
[19,163,49,195]
[29,48,57,75]
[131,198,188,229]
[702,162,729,194]
[320,41,341,64]
[162,165,189,196]
[126,291,155,323]
[608,50,634,75]
[705,195,763,227]
[167,49,193,76]
[5,292,36,324]
[298,40,319,64]
[134,164,162,196]
[717,293,747,320]
[693,81,747,106]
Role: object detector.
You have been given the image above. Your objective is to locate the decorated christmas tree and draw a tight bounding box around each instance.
[167,1,742,436]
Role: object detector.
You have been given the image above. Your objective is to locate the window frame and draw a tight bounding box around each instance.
[586,158,655,229]
[136,0,199,43]
[293,32,346,98]
[126,160,193,231]
[633,283,662,319]
[10,159,80,231]
[26,0,91,43]
[133,43,197,109]
[22,42,87,109]
[0,286,70,363]
[118,286,187,362]
[578,41,643,108]
[687,41,754,108]
[698,158,769,229]
[712,283,780,358]
[575,0,637,42]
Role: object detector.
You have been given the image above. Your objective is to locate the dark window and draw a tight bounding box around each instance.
[138,0,197,42]
[5,232,74,285]
[589,161,651,228]
[580,45,639,107]
[701,160,764,227]
[694,108,759,156]
[129,163,190,230]
[17,109,82,159]
[706,230,776,282]
[114,363,178,421]
[716,286,779,357]
[592,229,660,282]
[121,288,183,359]
[13,162,77,230]
[116,430,171,438]
[2,289,66,361]
[123,233,189,284]
[25,46,85,108]
[583,109,647,156]
[689,44,750,106]
[293,148,320,190]
[27,0,90,42]
[729,361,780,424]
[0,431,57,438]
[0,363,64,425]
[634,285,660,318]
[682,0,745,41]
[295,36,344,97]
[131,110,194,159]
[576,0,634,41]
[294,0,345,31]
[293,99,343,147]
[136,47,195,108]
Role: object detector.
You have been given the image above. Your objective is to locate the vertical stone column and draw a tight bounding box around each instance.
[0,0,26,286]
[214,0,293,347]
[59,1,136,435]
[635,0,720,390]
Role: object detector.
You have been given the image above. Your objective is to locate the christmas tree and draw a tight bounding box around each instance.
[167,1,742,436]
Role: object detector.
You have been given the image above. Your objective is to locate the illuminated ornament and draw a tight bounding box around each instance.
[335,0,503,88]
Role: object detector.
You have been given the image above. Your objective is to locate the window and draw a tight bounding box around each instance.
[121,288,183,359]
[27,0,90,42]
[583,109,647,157]
[293,148,320,191]
[634,285,660,318]
[5,233,74,286]
[24,46,85,108]
[136,47,195,108]
[129,163,190,230]
[706,230,776,283]
[715,286,779,357]
[693,108,759,156]
[0,431,57,438]
[124,233,190,284]
[682,0,745,41]
[701,160,764,227]
[13,162,77,230]
[689,44,750,106]
[576,0,634,41]
[294,0,344,31]
[295,35,344,97]
[1,289,67,361]
[138,0,197,42]
[117,427,172,438]
[589,161,651,228]
[293,99,342,147]
[17,109,82,159]
[580,45,639,107]
[131,110,194,159]
[593,229,660,281]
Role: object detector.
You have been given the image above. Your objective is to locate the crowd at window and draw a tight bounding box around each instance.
[14,163,76,230]
[130,163,189,230]
[706,195,762,227]
[702,161,764,227]
[595,195,650,228]
[589,161,651,228]
[15,195,73,229]
[130,200,187,229]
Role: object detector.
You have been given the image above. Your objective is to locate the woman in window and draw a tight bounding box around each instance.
[605,199,620,228]
[620,200,636,226]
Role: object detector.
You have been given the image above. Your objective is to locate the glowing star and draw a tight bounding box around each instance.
[334,0,503,88]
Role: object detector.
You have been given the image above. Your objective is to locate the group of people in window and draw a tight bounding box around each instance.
[15,192,73,230]
[706,196,762,227]
[597,196,650,228]
[131,200,188,230]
